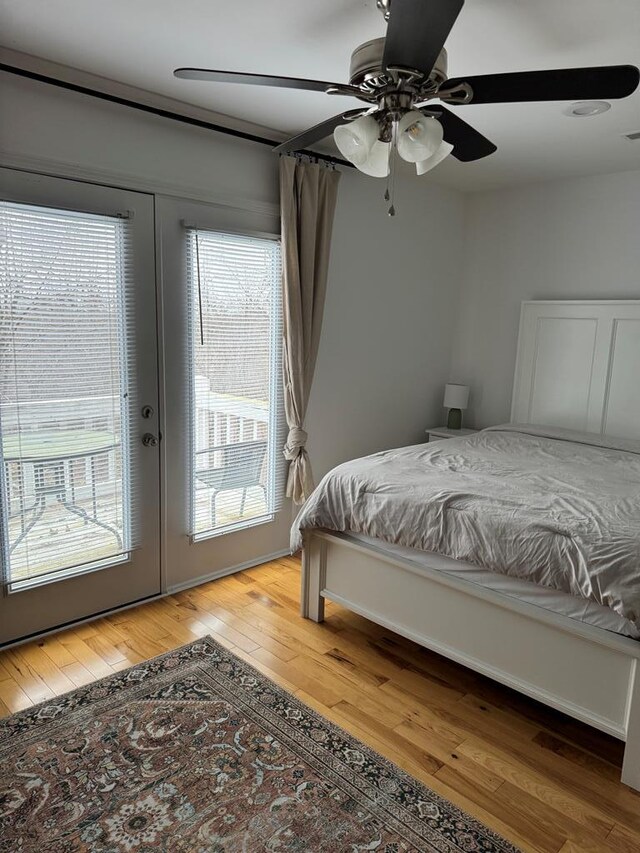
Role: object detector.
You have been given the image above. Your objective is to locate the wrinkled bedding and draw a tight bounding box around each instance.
[292,424,640,628]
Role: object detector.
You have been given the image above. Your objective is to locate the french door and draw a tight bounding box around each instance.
[0,169,161,644]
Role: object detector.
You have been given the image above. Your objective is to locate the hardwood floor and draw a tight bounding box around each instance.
[1,555,639,852]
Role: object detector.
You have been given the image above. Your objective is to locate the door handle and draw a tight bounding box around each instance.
[142,433,159,447]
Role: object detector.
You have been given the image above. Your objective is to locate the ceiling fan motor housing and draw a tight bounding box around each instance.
[349,37,448,90]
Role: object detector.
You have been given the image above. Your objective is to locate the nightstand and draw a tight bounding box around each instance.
[426,427,478,442]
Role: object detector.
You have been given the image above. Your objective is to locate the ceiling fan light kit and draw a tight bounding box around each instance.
[175,0,639,212]
[333,109,447,178]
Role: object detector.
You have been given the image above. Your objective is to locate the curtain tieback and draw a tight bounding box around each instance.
[283,427,308,461]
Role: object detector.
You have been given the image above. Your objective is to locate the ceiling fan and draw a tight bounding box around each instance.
[175,0,639,176]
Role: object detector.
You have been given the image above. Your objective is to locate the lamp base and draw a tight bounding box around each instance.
[447,408,462,430]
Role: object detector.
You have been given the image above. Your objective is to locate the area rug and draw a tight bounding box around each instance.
[0,637,519,852]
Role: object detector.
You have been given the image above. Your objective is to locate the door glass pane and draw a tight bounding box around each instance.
[187,229,284,538]
[0,201,135,589]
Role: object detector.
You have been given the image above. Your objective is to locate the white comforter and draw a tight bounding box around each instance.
[292,425,640,628]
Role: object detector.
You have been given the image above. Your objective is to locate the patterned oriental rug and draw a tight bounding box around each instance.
[0,637,520,852]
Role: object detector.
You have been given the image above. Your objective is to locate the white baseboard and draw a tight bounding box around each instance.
[166,548,292,595]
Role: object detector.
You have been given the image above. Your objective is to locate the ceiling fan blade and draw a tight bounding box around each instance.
[174,68,344,93]
[425,105,496,162]
[441,65,640,104]
[383,0,464,78]
[273,110,365,154]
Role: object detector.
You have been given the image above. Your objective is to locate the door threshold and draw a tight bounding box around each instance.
[0,548,293,651]
[0,592,163,652]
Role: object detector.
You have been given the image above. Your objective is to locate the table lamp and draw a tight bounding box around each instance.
[444,383,469,430]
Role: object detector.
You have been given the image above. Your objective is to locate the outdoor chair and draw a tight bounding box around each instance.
[195,439,268,527]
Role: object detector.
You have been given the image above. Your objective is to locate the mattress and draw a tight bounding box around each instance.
[293,423,640,631]
[345,532,640,639]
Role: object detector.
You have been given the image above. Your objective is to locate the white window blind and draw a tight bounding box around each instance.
[187,228,284,538]
[0,201,138,590]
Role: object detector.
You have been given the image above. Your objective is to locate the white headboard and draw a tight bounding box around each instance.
[511,300,640,440]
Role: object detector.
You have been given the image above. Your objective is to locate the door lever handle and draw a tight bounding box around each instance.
[142,433,159,447]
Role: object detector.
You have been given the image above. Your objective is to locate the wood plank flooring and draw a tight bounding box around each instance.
[1,555,639,852]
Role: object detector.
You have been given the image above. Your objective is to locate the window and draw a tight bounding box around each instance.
[0,201,137,589]
[187,228,284,538]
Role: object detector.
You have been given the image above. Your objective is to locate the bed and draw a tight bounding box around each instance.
[295,299,640,790]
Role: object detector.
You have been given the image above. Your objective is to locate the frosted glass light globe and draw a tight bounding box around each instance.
[334,116,390,177]
[397,112,444,163]
[334,116,379,166]
[415,140,454,175]
[357,140,390,177]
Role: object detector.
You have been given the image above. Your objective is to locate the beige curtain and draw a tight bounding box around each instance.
[279,156,341,504]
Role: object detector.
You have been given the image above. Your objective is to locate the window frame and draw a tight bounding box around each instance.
[185,224,285,543]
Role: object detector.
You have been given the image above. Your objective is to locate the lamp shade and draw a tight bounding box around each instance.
[334,116,390,178]
[443,383,469,410]
[357,140,391,177]
[334,116,378,166]
[397,112,443,163]
[416,140,454,176]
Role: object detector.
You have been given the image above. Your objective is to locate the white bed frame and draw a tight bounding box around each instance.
[301,300,640,790]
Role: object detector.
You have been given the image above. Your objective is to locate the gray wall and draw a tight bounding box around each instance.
[308,167,465,479]
[450,170,640,428]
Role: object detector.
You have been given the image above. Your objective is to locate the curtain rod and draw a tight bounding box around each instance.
[0,62,353,170]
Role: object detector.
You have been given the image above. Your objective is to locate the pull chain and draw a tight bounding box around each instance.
[385,121,398,217]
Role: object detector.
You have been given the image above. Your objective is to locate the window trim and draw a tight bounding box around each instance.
[180,221,280,243]
[185,225,285,541]
[189,513,276,545]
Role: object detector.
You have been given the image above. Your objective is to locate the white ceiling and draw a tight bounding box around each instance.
[1,0,640,190]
